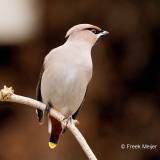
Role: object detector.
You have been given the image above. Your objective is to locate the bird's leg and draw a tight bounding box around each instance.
[45,101,52,116]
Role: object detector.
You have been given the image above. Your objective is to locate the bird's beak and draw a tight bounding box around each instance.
[101,30,109,36]
[94,30,109,45]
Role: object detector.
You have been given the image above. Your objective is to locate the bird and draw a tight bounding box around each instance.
[36,24,109,149]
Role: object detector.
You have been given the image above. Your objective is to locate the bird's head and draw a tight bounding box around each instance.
[65,24,109,48]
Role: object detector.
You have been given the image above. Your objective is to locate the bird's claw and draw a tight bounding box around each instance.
[45,101,52,116]
[63,115,73,130]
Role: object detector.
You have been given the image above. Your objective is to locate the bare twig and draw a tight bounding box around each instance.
[0,86,97,160]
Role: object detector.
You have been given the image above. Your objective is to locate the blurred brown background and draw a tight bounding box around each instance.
[0,0,160,160]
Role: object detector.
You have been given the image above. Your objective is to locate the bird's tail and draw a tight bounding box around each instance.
[48,116,62,149]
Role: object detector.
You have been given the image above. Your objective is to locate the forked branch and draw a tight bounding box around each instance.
[0,86,97,160]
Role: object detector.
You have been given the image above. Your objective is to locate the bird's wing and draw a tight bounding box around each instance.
[72,87,88,119]
[36,66,44,124]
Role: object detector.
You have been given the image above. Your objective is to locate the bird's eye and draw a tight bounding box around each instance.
[87,28,98,34]
[86,28,101,34]
[90,29,97,34]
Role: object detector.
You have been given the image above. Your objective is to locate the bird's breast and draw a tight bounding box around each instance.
[41,55,92,116]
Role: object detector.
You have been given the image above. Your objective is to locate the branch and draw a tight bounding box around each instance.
[0,86,97,160]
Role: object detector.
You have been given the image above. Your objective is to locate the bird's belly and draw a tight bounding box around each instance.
[41,66,90,116]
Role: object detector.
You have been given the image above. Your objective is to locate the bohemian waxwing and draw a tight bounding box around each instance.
[36,24,109,149]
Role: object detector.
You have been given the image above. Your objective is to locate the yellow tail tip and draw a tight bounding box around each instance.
[49,142,56,149]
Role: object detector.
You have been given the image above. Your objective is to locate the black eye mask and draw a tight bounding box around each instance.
[86,28,103,34]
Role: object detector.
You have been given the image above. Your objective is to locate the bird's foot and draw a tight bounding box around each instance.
[62,115,73,131]
[45,101,52,116]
